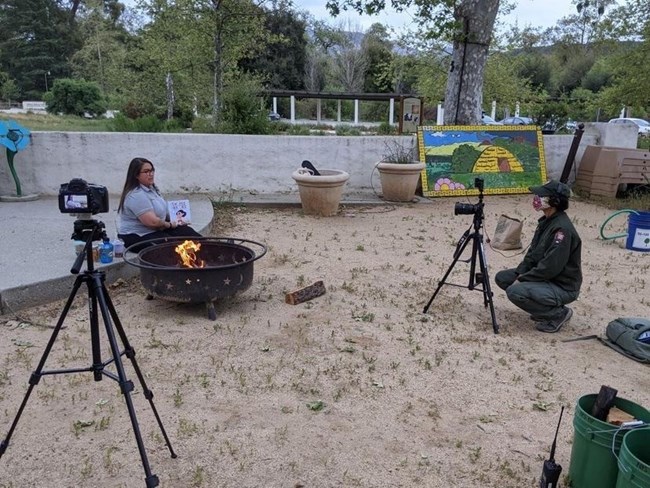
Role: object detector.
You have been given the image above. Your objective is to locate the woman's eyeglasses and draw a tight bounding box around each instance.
[140,169,155,175]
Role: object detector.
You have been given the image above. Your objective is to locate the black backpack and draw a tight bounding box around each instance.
[601,317,650,363]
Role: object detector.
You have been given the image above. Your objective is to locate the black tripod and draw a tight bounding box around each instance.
[0,219,176,487]
[422,179,499,334]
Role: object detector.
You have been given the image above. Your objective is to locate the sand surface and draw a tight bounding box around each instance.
[1,194,649,487]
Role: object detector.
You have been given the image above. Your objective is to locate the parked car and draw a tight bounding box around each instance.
[481,114,502,125]
[268,111,281,121]
[564,120,578,131]
[608,117,650,135]
[499,116,534,125]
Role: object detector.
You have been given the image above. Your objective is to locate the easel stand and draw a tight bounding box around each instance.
[0,220,176,487]
[422,199,499,334]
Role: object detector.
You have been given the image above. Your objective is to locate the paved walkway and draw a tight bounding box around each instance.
[0,194,215,314]
[0,190,399,315]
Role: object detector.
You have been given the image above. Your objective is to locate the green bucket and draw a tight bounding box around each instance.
[568,394,650,488]
[615,428,650,488]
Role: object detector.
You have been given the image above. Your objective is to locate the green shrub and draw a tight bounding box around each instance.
[377,122,396,135]
[286,124,311,135]
[191,116,217,133]
[43,79,107,117]
[108,113,184,133]
[335,124,361,136]
[219,76,271,134]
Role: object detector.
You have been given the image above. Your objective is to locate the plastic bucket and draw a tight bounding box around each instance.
[626,211,650,252]
[615,428,650,488]
[568,394,650,488]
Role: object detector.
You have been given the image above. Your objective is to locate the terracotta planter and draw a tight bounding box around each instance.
[292,168,350,216]
[377,162,426,202]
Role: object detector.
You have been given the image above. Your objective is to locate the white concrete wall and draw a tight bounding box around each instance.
[0,124,635,198]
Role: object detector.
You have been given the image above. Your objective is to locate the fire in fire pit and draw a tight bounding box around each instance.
[124,237,267,320]
[175,240,206,268]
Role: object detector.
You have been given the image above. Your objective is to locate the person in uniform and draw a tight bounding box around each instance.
[495,180,582,333]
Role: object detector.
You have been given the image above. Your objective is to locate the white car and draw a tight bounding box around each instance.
[608,117,650,135]
[481,114,502,125]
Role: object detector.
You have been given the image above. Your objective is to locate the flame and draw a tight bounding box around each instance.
[174,240,206,268]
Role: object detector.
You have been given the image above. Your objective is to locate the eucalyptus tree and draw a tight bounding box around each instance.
[135,0,269,123]
[326,0,501,124]
[70,0,132,100]
[597,1,650,116]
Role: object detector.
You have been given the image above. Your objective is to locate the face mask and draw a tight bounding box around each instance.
[533,195,551,211]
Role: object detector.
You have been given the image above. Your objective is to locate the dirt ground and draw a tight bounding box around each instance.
[1,194,649,488]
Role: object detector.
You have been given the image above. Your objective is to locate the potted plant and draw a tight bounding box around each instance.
[376,139,426,202]
[292,161,350,216]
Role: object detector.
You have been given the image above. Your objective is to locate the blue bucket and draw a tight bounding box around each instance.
[626,211,650,252]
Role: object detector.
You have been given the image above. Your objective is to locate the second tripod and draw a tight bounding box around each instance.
[0,219,176,487]
[422,178,499,334]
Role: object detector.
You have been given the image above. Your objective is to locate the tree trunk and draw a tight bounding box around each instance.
[213,29,223,124]
[443,0,500,125]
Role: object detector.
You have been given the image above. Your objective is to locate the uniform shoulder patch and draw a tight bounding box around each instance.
[554,230,565,243]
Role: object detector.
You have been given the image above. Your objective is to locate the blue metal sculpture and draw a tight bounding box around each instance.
[0,120,32,197]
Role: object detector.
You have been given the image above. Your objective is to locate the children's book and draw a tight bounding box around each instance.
[168,199,192,225]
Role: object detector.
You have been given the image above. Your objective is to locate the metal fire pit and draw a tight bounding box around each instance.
[124,237,267,320]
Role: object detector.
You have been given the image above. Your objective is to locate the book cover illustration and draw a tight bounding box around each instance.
[168,199,192,225]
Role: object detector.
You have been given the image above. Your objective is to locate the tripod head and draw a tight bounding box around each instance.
[454,177,485,231]
[70,217,108,275]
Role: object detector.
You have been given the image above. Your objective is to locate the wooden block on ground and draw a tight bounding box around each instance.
[285,280,326,305]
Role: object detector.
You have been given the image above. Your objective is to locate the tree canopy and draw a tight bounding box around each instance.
[0,0,648,127]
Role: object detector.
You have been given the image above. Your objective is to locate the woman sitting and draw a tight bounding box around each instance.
[117,157,202,250]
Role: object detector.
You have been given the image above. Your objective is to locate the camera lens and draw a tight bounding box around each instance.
[454,203,477,215]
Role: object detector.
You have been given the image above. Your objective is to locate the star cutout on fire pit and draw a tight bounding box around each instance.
[166,283,175,291]
[185,279,192,285]
[223,277,231,286]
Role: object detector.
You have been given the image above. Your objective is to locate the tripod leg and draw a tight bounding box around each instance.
[102,282,177,459]
[1,276,85,458]
[90,275,161,488]
[87,278,104,381]
[423,233,473,313]
[477,239,499,334]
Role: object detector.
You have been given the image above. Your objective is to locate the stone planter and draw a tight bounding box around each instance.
[291,168,350,216]
[377,162,426,202]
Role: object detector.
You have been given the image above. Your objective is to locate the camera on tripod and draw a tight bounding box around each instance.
[58,178,109,215]
[454,178,484,215]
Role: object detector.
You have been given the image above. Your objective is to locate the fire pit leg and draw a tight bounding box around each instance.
[206,301,217,321]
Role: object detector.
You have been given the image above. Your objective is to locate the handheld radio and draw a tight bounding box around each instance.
[540,406,565,488]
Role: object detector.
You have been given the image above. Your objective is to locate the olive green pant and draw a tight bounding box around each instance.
[495,268,579,321]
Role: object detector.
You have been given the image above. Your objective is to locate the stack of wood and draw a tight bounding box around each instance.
[575,146,649,198]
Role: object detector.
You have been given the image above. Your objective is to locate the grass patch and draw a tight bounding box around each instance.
[0,112,113,132]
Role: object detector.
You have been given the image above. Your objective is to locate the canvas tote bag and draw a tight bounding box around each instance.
[491,214,523,250]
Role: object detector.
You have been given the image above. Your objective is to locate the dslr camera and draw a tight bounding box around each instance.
[59,178,109,215]
[454,177,484,215]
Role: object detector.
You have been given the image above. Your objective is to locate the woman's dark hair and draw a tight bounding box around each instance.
[176,209,187,217]
[552,194,569,212]
[117,157,155,213]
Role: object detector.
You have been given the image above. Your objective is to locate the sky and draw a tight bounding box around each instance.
[121,0,619,32]
[292,0,589,32]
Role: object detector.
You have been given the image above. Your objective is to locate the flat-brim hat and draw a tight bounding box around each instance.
[529,180,571,198]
